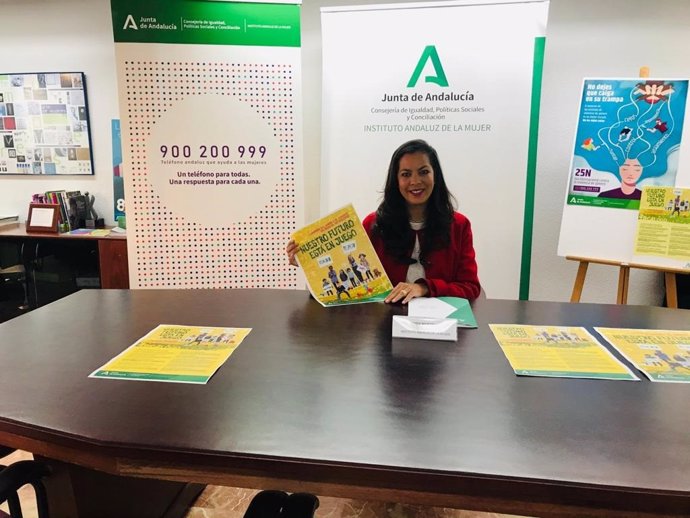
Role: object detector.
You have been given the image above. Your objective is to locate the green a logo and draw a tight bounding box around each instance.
[407,46,448,88]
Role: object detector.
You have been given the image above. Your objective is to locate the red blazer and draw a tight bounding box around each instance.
[362,212,481,300]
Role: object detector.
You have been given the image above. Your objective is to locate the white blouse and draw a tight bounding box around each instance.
[406,220,426,283]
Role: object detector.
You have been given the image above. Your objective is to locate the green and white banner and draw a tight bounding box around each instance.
[321,0,548,300]
[111,0,303,289]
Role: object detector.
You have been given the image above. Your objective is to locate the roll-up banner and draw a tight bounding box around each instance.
[321,0,549,300]
[111,0,303,289]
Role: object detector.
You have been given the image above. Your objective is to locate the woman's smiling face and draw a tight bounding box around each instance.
[397,151,435,210]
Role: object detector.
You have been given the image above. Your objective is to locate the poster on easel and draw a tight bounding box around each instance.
[567,78,688,211]
[634,186,690,261]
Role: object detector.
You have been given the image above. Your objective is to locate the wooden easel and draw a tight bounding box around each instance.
[567,256,684,308]
[567,66,689,309]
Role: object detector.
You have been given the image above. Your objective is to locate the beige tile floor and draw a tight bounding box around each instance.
[1,450,530,518]
[186,484,531,518]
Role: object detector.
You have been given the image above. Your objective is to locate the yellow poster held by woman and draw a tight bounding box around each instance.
[292,204,393,306]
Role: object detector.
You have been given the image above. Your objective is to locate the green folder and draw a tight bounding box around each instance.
[407,297,478,328]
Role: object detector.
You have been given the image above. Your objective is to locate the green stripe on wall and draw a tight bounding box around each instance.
[519,36,546,301]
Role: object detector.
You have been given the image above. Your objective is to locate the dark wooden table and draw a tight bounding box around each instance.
[0,289,689,518]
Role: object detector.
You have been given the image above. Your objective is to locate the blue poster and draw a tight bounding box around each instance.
[112,119,124,220]
[567,78,688,210]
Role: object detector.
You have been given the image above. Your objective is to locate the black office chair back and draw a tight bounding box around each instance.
[0,460,51,518]
[0,239,30,315]
[243,490,319,518]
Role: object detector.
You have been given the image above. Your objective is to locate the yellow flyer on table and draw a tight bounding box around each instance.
[489,324,639,380]
[292,204,393,306]
[90,324,251,384]
[634,186,690,260]
[595,328,690,382]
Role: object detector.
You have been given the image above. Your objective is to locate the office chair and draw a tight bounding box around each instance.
[0,264,29,311]
[243,490,319,518]
[0,241,30,312]
[0,460,51,518]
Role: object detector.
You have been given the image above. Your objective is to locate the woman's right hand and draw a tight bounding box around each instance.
[286,239,299,267]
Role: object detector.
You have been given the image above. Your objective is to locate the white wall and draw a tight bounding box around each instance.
[0,0,118,224]
[2,0,688,304]
[531,0,690,305]
[300,0,433,225]
[0,0,418,226]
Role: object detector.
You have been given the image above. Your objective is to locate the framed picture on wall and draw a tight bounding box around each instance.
[0,71,94,175]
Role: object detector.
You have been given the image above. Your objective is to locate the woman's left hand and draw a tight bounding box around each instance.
[384,282,428,304]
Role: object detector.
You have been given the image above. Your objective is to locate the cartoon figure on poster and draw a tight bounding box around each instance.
[568,79,688,209]
[663,189,690,218]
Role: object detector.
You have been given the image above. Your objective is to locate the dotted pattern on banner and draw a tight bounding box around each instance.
[123,61,298,289]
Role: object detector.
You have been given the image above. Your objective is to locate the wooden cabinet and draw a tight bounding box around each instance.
[98,239,129,288]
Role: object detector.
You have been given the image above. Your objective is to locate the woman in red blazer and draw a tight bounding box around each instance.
[287,139,481,304]
[362,139,480,304]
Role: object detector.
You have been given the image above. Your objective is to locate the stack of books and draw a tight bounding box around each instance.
[0,214,19,228]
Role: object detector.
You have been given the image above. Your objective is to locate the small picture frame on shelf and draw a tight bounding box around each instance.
[26,203,60,233]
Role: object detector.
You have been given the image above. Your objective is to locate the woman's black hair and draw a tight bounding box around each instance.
[372,139,456,265]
